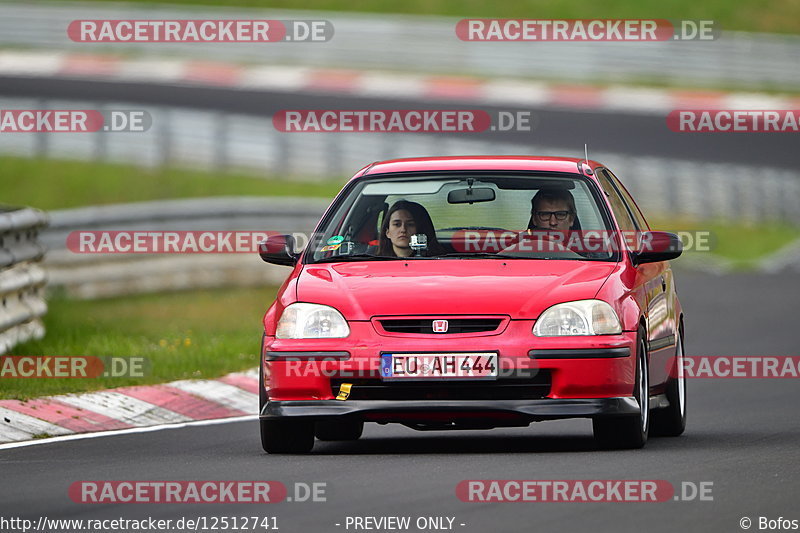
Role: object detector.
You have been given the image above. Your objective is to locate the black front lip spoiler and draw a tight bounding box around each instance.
[529,347,630,359]
[260,397,639,420]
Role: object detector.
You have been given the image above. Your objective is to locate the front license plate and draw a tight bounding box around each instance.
[380,353,498,381]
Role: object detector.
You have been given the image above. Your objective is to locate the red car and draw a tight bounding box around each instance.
[258,156,685,453]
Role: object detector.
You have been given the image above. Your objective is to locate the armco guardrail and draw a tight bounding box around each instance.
[42,197,330,299]
[0,2,799,90]
[2,96,798,226]
[0,206,48,354]
[36,194,800,300]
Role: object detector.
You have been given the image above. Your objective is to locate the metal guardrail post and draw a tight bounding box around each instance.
[94,101,108,162]
[0,206,49,355]
[158,107,173,168]
[33,98,49,159]
[214,112,229,172]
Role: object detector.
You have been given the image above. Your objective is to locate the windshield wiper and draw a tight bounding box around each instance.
[312,253,406,263]
[436,252,519,259]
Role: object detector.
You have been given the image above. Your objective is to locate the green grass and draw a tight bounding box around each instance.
[46,0,800,34]
[704,223,800,263]
[650,218,800,268]
[0,156,344,211]
[1,286,277,400]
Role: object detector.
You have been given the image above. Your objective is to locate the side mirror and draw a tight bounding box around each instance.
[258,234,299,266]
[633,231,683,264]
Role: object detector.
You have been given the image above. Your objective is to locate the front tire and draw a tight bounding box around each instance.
[651,326,687,437]
[258,335,267,415]
[593,331,649,449]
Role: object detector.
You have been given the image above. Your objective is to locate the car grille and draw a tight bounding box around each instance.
[330,373,550,401]
[378,318,503,334]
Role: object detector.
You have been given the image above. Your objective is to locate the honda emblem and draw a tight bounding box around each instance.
[432,319,449,333]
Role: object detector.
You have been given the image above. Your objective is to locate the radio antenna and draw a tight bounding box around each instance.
[581,143,593,175]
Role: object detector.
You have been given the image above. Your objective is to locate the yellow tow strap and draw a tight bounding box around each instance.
[336,383,352,401]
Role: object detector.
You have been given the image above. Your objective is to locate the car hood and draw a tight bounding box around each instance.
[296,260,617,320]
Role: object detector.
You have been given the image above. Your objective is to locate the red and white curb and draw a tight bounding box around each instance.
[0,367,259,444]
[1,50,797,114]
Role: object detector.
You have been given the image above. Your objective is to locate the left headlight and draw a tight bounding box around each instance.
[276,303,350,339]
[533,300,622,336]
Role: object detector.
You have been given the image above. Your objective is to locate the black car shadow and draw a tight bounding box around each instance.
[311,432,599,455]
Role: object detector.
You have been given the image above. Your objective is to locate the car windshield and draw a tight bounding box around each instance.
[306,173,618,263]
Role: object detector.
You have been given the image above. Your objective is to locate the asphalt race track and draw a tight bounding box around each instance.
[1,270,798,533]
[0,75,797,169]
[1,76,798,532]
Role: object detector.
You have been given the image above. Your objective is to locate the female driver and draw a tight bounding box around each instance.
[378,200,444,257]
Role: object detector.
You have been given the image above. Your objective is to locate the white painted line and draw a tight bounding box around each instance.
[483,80,550,106]
[56,391,191,426]
[0,415,257,451]
[0,51,64,77]
[0,407,73,443]
[115,59,186,82]
[238,65,311,91]
[723,93,792,110]
[602,87,673,114]
[169,379,258,414]
[358,73,427,99]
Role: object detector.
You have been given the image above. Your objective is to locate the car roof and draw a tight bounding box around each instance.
[356,156,603,180]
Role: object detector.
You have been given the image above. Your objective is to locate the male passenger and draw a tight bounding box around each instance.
[528,188,577,231]
[526,187,613,258]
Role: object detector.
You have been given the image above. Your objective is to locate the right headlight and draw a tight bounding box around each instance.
[276,303,350,339]
[533,299,622,336]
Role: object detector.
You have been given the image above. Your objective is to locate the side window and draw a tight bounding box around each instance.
[598,171,637,232]
[605,169,649,230]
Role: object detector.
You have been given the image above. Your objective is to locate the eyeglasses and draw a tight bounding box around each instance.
[534,210,572,221]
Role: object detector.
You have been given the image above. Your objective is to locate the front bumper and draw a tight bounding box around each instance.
[260,397,640,422]
[263,322,638,401]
